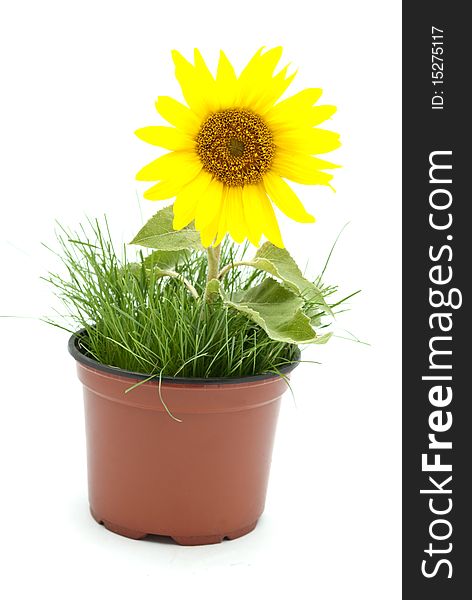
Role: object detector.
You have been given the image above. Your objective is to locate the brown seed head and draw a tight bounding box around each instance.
[195,108,275,186]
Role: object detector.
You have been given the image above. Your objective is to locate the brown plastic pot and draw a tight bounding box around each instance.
[69,332,298,546]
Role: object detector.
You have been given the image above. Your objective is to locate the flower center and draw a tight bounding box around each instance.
[195,108,275,186]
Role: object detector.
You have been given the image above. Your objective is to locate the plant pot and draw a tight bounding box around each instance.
[69,332,298,546]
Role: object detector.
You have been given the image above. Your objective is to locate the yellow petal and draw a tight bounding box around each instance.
[171,50,201,111]
[215,187,230,246]
[195,178,224,230]
[273,152,338,185]
[255,184,284,248]
[143,180,186,201]
[263,172,315,223]
[243,46,283,81]
[253,66,297,115]
[193,49,217,90]
[173,170,213,229]
[275,127,341,155]
[136,151,201,182]
[172,50,216,119]
[306,105,337,127]
[265,88,323,124]
[199,214,220,247]
[154,96,200,136]
[237,47,283,106]
[269,105,337,132]
[215,50,237,108]
[226,186,246,244]
[135,126,194,151]
[242,185,263,246]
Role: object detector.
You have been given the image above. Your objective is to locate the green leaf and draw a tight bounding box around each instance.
[247,242,333,315]
[225,278,321,344]
[142,249,190,270]
[130,206,203,251]
[309,332,333,345]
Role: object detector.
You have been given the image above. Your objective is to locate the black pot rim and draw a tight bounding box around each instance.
[68,329,300,385]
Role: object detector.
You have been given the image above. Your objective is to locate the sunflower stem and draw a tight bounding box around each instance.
[217,261,253,280]
[154,270,199,300]
[205,245,221,302]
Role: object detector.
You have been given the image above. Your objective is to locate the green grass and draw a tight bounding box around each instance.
[44,218,348,379]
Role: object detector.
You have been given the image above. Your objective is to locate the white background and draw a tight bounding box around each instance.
[0,1,401,598]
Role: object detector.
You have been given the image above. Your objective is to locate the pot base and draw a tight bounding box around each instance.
[172,521,258,546]
[90,507,258,546]
[91,508,147,540]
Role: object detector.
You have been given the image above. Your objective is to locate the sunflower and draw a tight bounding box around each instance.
[135,47,340,248]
